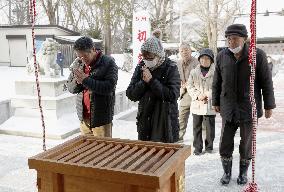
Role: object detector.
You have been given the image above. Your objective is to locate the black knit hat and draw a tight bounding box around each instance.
[225,24,248,38]
[198,48,214,63]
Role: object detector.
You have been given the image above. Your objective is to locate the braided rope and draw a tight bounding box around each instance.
[29,0,46,151]
[243,0,258,191]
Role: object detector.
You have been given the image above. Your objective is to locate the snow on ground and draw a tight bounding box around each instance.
[0,67,283,191]
[0,66,133,101]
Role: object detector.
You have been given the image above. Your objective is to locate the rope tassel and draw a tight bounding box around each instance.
[243,183,258,192]
[243,0,258,191]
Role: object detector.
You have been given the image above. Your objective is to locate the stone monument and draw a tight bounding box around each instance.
[27,38,61,77]
[0,39,79,139]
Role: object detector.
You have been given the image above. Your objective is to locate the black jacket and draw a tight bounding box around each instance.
[67,54,118,127]
[126,58,181,142]
[212,44,276,122]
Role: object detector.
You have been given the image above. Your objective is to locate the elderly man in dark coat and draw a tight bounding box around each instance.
[212,24,276,185]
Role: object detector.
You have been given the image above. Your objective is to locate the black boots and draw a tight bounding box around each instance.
[220,157,232,185]
[237,159,250,185]
[220,158,250,185]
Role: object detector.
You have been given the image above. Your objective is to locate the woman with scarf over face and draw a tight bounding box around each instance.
[126,31,181,143]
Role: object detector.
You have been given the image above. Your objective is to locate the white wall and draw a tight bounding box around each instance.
[0,27,76,67]
[0,30,11,66]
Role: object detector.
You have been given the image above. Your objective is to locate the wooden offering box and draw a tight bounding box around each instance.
[29,136,191,192]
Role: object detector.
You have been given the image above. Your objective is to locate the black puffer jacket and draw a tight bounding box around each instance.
[212,44,276,122]
[126,58,181,142]
[67,54,118,127]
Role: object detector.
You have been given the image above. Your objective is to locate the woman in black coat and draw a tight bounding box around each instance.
[126,33,180,143]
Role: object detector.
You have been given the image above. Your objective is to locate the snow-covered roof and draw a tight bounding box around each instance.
[0,25,80,36]
[234,15,284,39]
[55,36,102,43]
[162,42,180,49]
[129,42,197,51]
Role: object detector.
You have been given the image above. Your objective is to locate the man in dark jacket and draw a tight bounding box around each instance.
[67,36,118,137]
[212,24,276,185]
[126,32,180,143]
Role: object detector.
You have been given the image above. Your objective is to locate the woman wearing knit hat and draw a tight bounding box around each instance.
[126,32,181,143]
[187,48,216,155]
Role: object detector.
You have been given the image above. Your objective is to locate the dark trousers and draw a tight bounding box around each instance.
[219,120,252,160]
[193,114,215,152]
[57,63,64,76]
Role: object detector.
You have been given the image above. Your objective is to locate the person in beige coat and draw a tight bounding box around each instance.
[177,42,199,141]
[188,48,216,155]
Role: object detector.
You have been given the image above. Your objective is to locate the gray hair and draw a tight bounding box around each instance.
[179,42,191,49]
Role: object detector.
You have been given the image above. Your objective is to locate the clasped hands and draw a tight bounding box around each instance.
[142,65,152,83]
[198,93,208,104]
[73,68,88,84]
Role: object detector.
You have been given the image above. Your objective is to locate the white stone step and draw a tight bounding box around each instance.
[15,77,69,97]
[11,93,76,111]
[0,113,80,139]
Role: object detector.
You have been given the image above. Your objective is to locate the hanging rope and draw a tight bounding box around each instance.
[243,0,258,191]
[29,0,46,151]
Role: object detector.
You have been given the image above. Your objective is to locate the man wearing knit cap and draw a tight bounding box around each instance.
[212,24,276,185]
[126,32,181,143]
[177,42,199,142]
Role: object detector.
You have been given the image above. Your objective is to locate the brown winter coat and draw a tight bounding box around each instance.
[177,57,199,106]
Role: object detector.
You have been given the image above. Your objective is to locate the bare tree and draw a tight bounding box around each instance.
[12,0,30,24]
[148,0,178,41]
[39,0,60,24]
[104,0,112,55]
[0,0,30,25]
[60,0,84,31]
[83,0,111,54]
[0,0,9,12]
[83,0,133,54]
[184,0,241,54]
[111,0,133,53]
[0,0,11,24]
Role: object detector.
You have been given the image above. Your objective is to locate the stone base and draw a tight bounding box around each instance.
[0,112,80,139]
[15,76,69,97]
[114,90,137,115]
[0,78,138,139]
[12,93,76,119]
[0,99,11,125]
[11,77,76,120]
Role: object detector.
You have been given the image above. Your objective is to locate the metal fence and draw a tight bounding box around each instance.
[59,44,76,68]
